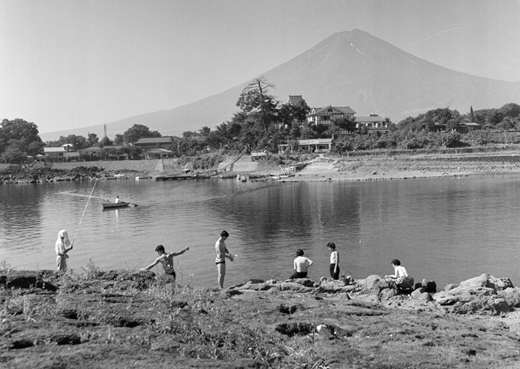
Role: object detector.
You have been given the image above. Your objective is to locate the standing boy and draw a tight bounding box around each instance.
[215,230,234,289]
[55,229,73,272]
[140,245,189,293]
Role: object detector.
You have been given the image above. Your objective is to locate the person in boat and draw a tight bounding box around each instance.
[114,196,120,204]
[290,249,313,279]
[140,245,189,293]
[55,230,73,272]
[215,230,234,289]
[385,259,414,292]
[327,242,340,280]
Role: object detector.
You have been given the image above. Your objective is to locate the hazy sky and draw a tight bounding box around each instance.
[1,0,519,134]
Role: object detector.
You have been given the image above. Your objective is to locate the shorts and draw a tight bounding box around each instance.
[165,270,176,280]
[215,260,225,265]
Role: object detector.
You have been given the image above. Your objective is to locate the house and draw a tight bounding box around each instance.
[43,144,80,162]
[463,122,481,131]
[251,151,267,161]
[278,138,333,154]
[307,106,356,126]
[288,95,305,107]
[355,115,390,133]
[144,148,173,159]
[134,137,174,150]
[432,122,482,133]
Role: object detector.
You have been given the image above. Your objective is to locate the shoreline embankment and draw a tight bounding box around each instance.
[3,148,520,185]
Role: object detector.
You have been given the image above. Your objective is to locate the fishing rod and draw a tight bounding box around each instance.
[71,178,98,247]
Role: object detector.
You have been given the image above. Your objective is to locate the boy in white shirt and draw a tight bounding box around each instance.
[290,249,313,279]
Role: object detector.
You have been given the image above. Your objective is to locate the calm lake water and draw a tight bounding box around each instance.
[1,175,520,289]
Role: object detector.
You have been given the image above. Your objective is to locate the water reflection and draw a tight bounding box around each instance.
[2,176,520,289]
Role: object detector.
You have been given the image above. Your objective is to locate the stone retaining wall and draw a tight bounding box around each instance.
[51,160,161,173]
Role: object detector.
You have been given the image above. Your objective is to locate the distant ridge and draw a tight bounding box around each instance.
[40,29,520,141]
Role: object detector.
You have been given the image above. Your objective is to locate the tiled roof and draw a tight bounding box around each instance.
[355,116,385,123]
[44,147,66,153]
[80,147,102,153]
[309,105,356,116]
[135,137,173,144]
[288,95,304,106]
[299,139,333,145]
[145,148,173,154]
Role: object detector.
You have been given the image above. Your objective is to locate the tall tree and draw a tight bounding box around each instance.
[123,124,161,144]
[0,140,26,164]
[113,134,124,146]
[87,133,99,147]
[0,118,44,159]
[236,77,280,134]
[99,136,113,147]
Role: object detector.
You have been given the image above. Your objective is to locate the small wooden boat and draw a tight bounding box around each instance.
[102,201,131,210]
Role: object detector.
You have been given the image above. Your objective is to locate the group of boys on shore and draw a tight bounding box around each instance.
[55,229,412,291]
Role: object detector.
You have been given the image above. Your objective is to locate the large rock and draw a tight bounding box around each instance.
[498,287,520,308]
[411,289,433,302]
[459,274,513,291]
[356,275,389,294]
[433,274,514,315]
[279,281,315,292]
[317,277,356,293]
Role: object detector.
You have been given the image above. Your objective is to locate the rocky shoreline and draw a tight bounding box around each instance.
[2,268,520,368]
[4,149,520,185]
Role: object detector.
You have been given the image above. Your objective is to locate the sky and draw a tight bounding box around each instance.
[1,0,520,135]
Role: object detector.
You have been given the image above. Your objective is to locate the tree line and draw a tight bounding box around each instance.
[2,77,520,163]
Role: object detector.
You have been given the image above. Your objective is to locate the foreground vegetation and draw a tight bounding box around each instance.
[2,262,520,368]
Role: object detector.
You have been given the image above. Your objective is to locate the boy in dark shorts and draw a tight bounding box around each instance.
[140,245,189,293]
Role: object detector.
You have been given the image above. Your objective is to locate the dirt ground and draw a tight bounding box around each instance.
[2,269,520,369]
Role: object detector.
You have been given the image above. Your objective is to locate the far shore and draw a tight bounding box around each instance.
[3,148,520,185]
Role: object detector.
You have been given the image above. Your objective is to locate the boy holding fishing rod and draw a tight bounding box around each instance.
[140,245,189,293]
[55,230,73,272]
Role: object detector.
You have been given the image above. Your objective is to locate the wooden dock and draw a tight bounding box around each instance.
[155,174,211,181]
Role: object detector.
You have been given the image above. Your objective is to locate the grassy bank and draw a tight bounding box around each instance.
[2,264,520,368]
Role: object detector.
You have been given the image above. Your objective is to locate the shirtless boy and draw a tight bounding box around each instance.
[140,245,189,292]
[215,230,234,289]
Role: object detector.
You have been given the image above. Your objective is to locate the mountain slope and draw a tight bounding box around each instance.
[40,29,520,141]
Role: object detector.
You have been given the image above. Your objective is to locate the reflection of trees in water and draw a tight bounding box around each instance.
[209,183,364,248]
[1,185,43,243]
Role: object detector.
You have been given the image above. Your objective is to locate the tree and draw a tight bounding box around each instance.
[0,118,44,159]
[498,103,520,119]
[446,110,463,131]
[99,136,113,147]
[278,98,311,131]
[0,140,26,163]
[334,116,356,133]
[123,124,161,144]
[236,77,280,133]
[46,134,88,150]
[87,133,99,147]
[486,110,503,127]
[113,134,124,146]
[199,126,211,137]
